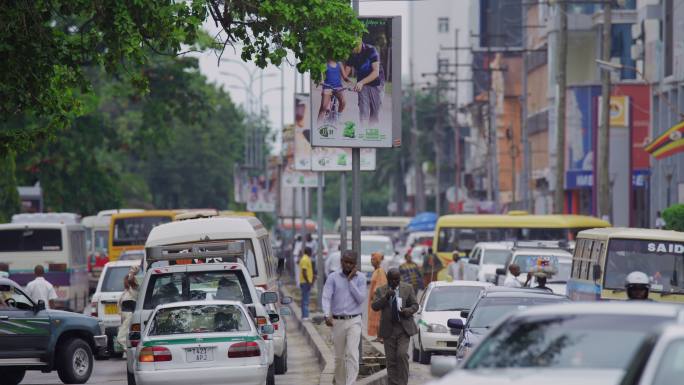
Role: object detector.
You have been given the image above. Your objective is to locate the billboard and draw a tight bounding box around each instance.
[294,93,313,170]
[310,16,401,148]
[311,148,376,171]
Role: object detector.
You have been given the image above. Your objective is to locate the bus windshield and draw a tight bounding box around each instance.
[604,239,684,293]
[437,228,568,253]
[113,216,172,247]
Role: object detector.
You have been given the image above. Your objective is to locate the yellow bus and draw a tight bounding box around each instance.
[108,210,176,261]
[433,212,610,262]
[568,228,684,303]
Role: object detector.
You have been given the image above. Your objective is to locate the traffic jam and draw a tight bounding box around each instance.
[0,210,683,385]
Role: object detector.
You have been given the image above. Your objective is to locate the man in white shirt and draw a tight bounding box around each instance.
[24,265,58,309]
[503,264,523,288]
[447,252,465,281]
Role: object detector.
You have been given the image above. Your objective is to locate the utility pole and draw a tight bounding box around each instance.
[521,2,532,211]
[554,0,568,214]
[411,84,425,214]
[434,57,443,215]
[598,1,612,221]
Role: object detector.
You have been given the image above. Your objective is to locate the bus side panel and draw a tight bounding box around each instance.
[68,230,89,312]
[567,278,601,301]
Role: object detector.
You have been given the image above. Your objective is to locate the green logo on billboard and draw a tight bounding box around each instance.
[337,154,347,166]
[343,122,356,138]
[364,128,382,140]
[319,125,335,138]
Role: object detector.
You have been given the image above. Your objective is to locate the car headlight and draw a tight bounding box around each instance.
[427,323,448,333]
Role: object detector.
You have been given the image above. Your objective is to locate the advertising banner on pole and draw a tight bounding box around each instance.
[310,16,402,148]
[294,93,313,170]
[311,148,376,171]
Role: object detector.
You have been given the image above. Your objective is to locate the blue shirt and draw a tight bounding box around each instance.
[346,43,384,87]
[322,270,367,317]
[324,62,343,89]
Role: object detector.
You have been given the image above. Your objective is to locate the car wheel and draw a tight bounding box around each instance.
[57,338,93,384]
[127,370,137,385]
[266,363,275,385]
[412,346,419,362]
[275,343,288,374]
[419,344,431,365]
[0,368,26,385]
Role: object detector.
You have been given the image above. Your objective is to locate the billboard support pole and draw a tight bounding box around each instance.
[351,0,362,363]
[316,172,325,308]
[340,172,347,253]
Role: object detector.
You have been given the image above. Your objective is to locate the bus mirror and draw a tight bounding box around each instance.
[592,265,602,281]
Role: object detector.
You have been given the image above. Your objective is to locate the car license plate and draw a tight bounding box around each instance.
[104,303,119,315]
[186,347,213,362]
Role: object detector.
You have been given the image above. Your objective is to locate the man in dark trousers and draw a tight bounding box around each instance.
[371,268,419,385]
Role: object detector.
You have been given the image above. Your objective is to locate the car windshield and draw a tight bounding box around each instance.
[468,297,566,329]
[361,240,394,256]
[652,338,684,385]
[143,271,253,310]
[465,314,673,370]
[148,304,251,336]
[604,239,684,293]
[483,250,511,265]
[549,262,572,283]
[512,254,562,274]
[101,266,143,292]
[425,286,485,312]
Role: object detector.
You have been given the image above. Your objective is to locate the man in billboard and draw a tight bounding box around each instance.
[345,39,385,126]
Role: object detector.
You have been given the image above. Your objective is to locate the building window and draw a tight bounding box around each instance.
[438,17,449,33]
[438,58,449,73]
[665,0,673,77]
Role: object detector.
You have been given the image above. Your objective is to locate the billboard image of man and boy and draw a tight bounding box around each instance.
[311,17,401,148]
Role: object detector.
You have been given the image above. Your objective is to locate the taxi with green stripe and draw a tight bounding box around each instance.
[133,300,271,385]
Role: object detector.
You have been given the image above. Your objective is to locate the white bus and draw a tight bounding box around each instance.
[0,220,89,312]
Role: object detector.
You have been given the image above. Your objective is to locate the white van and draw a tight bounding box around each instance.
[143,216,278,292]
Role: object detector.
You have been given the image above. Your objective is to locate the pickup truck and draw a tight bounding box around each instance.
[0,277,107,385]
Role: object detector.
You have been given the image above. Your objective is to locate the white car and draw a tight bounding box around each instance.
[89,260,143,357]
[497,247,573,295]
[133,300,270,385]
[124,262,277,385]
[465,242,513,283]
[255,287,292,374]
[356,235,396,280]
[429,302,684,385]
[625,323,684,385]
[412,281,493,364]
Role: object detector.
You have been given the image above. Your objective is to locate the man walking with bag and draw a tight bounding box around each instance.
[372,268,419,385]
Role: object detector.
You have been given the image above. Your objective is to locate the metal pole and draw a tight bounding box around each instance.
[316,173,325,308]
[301,187,307,240]
[340,172,348,253]
[554,0,568,214]
[598,2,612,220]
[351,0,362,360]
[454,29,461,211]
[521,2,532,212]
[434,65,442,215]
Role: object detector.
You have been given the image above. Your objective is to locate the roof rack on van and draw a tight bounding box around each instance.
[512,240,570,250]
[174,210,219,221]
[146,240,246,262]
[11,213,81,224]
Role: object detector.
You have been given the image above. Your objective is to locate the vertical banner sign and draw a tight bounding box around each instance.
[311,16,402,148]
[294,94,313,170]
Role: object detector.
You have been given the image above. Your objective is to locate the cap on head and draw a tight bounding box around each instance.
[625,271,650,287]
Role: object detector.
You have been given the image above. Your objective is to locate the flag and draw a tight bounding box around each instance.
[644,120,684,160]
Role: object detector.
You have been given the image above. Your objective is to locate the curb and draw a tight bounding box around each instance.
[280,285,336,385]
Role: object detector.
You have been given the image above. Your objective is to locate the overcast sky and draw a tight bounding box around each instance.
[194,1,411,154]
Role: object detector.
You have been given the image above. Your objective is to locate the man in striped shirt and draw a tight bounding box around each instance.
[399,253,423,295]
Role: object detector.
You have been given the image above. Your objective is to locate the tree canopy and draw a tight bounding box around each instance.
[1,0,364,155]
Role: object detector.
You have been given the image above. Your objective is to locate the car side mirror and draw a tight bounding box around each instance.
[35,300,46,312]
[268,312,280,324]
[495,268,506,276]
[260,324,275,335]
[592,265,602,281]
[459,310,469,319]
[431,356,459,378]
[261,291,278,305]
[280,296,293,305]
[121,299,136,313]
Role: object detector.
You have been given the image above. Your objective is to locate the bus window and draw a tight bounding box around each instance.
[604,239,684,293]
[0,229,63,252]
[94,230,108,252]
[113,216,172,247]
